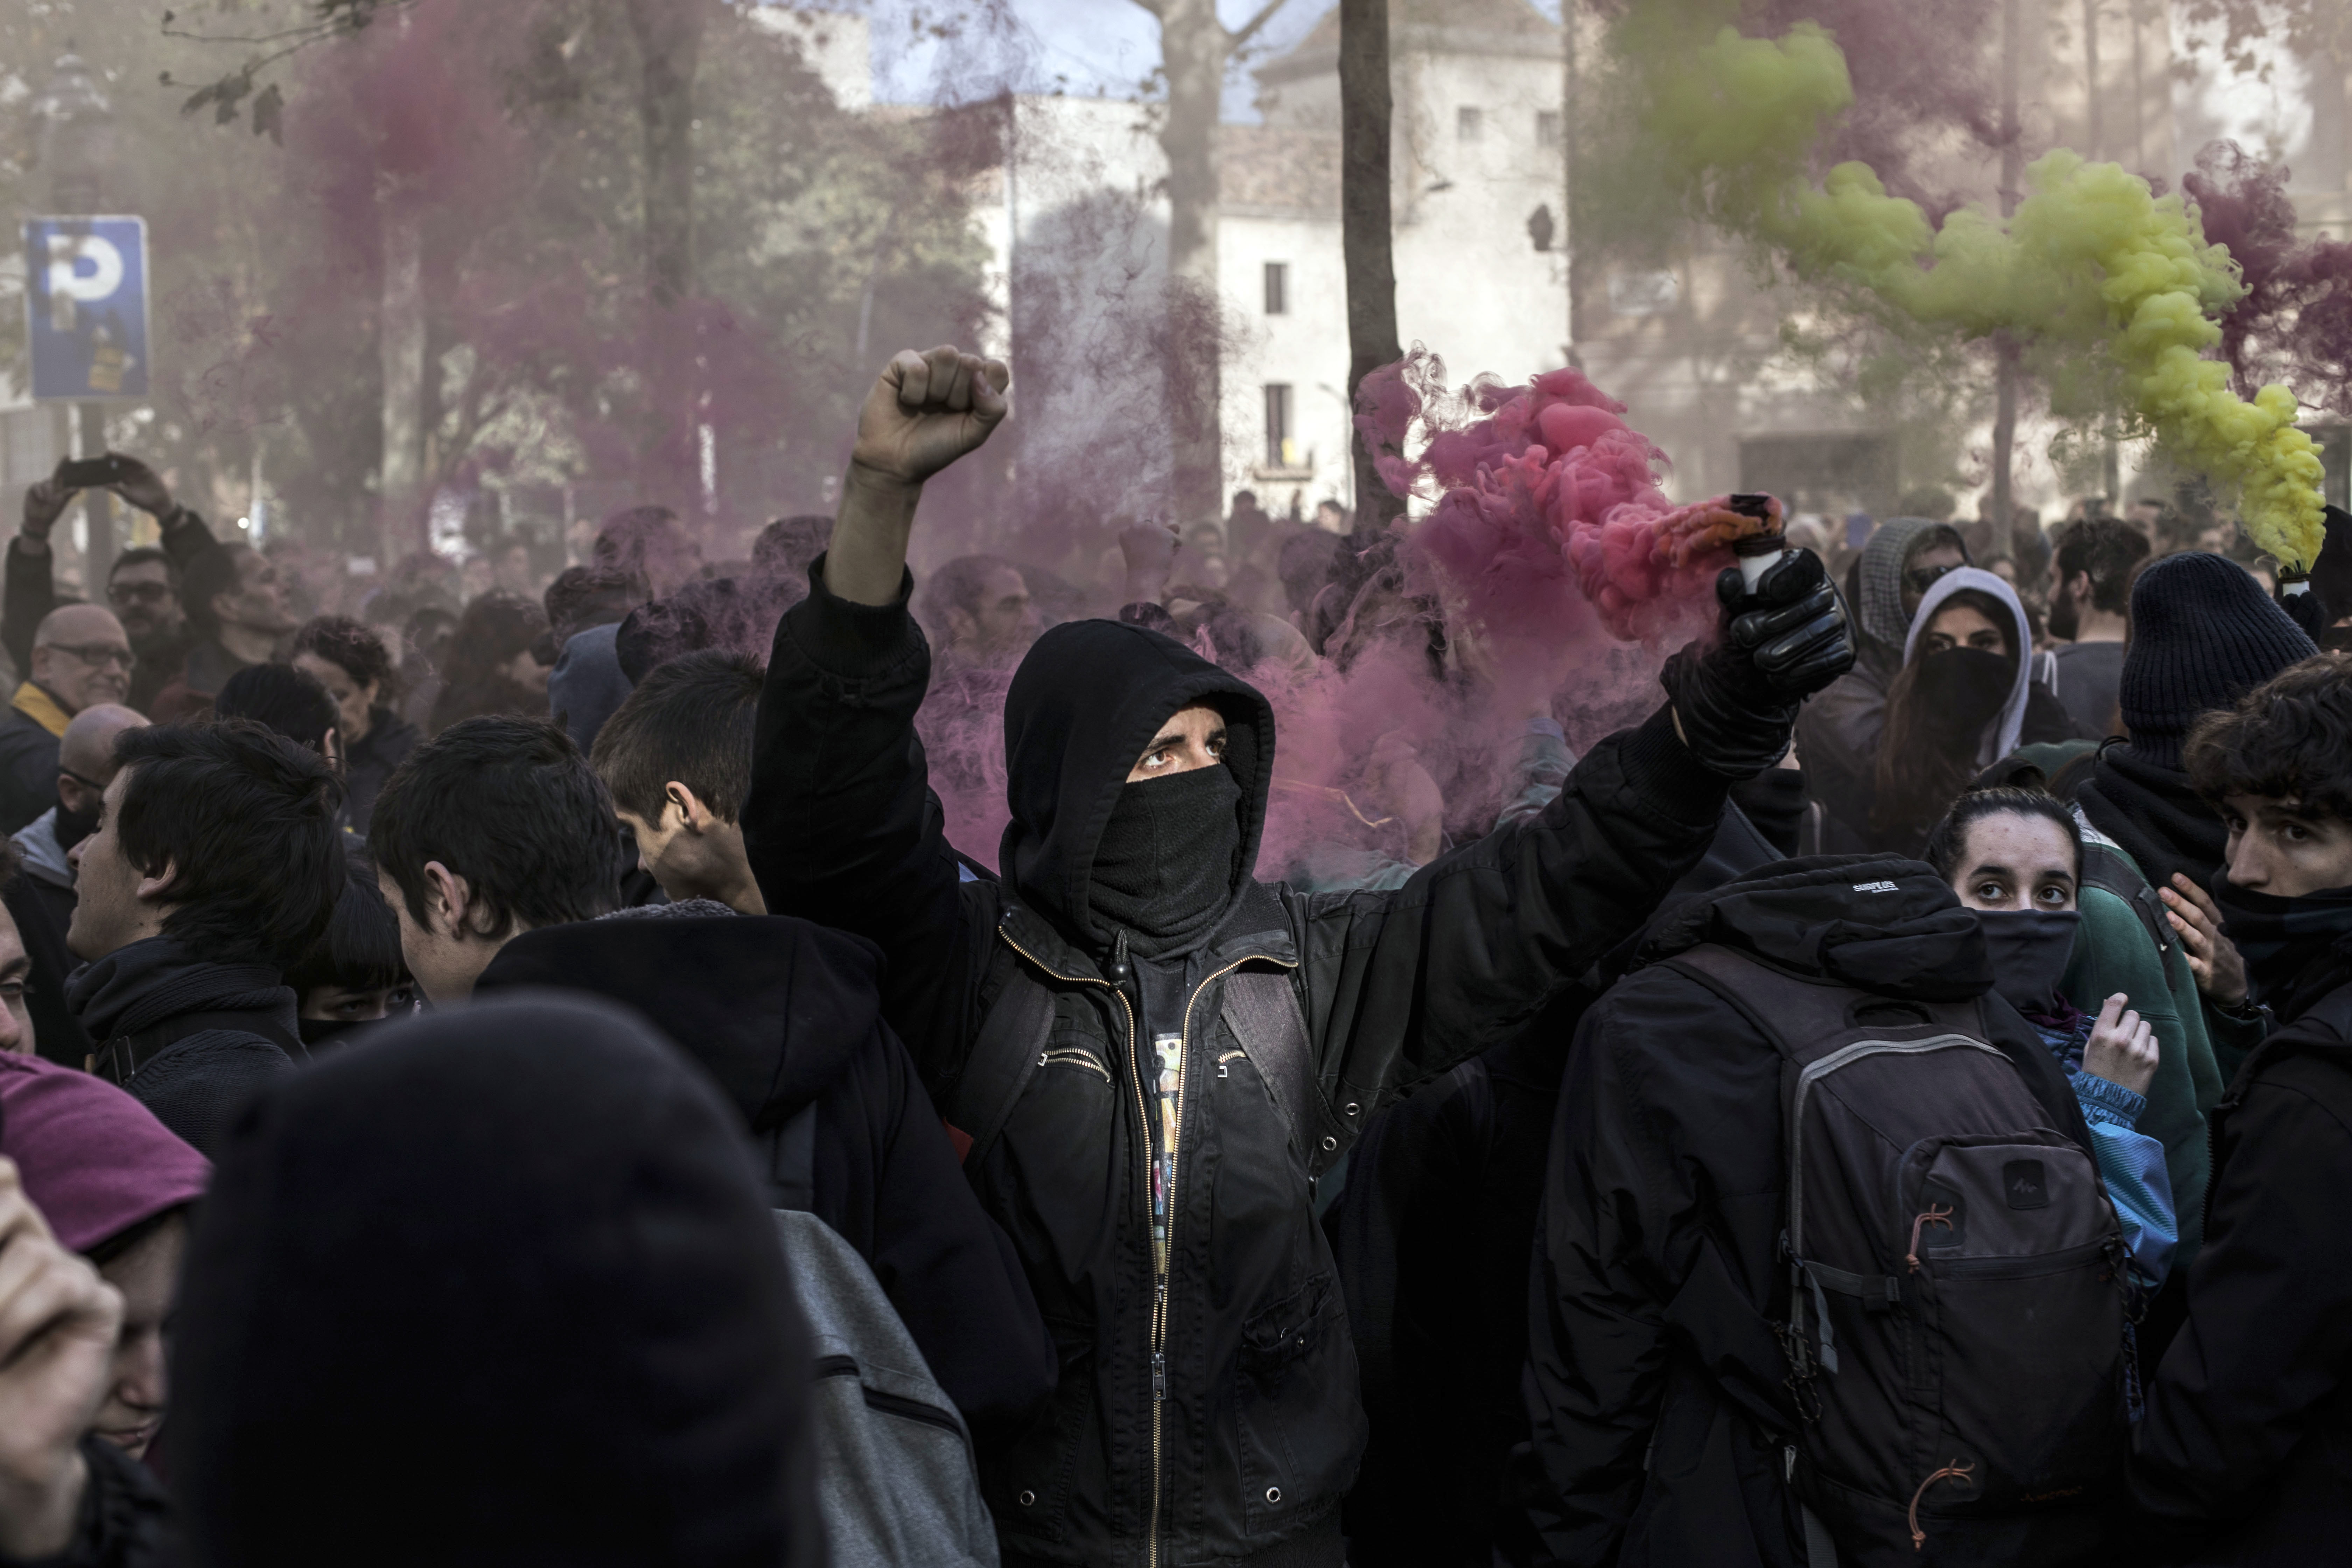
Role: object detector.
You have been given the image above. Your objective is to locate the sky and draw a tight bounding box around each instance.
[861,0,1335,119]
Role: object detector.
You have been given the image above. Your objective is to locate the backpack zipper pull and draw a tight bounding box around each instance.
[1151,1351,1167,1401]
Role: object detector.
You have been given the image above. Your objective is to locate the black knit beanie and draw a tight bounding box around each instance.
[2120,551,2317,769]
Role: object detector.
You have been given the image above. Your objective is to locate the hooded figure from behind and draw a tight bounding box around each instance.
[168,993,821,1568]
[745,344,1856,1568]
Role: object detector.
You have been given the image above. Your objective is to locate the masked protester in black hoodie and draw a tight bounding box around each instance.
[744,346,1857,1568]
[2130,652,2352,1562]
[165,994,823,1568]
[1516,855,2092,1567]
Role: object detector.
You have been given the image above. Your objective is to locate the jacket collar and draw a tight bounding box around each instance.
[996,883,1296,986]
[10,682,70,738]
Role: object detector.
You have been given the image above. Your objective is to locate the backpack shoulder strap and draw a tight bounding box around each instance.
[763,1101,820,1212]
[936,942,1054,1170]
[2077,837,2175,961]
[1221,965,1346,1177]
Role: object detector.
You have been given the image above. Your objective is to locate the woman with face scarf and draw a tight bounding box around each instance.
[1865,568,2088,855]
[1925,786,2177,1293]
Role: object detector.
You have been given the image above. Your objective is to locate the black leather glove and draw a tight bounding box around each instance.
[1660,547,1856,779]
[1723,547,1855,700]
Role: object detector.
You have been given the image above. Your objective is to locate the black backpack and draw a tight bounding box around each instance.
[1662,943,2132,1566]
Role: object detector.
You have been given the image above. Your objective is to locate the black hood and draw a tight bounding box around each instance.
[168,992,818,1568]
[1638,853,1995,1002]
[476,913,885,1133]
[999,618,1275,953]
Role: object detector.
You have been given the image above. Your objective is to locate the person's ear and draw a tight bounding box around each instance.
[947,607,978,645]
[56,774,91,814]
[322,727,343,771]
[134,857,180,905]
[421,861,475,940]
[665,781,714,835]
[210,589,239,626]
[27,645,52,685]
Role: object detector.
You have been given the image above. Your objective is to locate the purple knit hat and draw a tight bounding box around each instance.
[0,1052,210,1255]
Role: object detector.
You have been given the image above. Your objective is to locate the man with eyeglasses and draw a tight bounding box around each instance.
[10,454,237,715]
[0,606,136,837]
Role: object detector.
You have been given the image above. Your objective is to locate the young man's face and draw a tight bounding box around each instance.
[2221,794,2352,900]
[67,770,156,962]
[213,551,298,636]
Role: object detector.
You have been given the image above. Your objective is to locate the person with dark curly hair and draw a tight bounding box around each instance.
[292,616,418,835]
[425,593,550,736]
[2130,652,2352,1558]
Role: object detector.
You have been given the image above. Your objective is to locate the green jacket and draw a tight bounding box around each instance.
[2015,739,2267,1266]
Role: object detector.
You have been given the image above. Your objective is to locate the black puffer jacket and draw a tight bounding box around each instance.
[2129,937,2352,1563]
[744,564,1733,1568]
[1516,856,2086,1567]
[475,908,1057,1446]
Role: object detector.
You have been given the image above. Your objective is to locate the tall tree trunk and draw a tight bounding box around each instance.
[1340,0,1403,528]
[627,0,706,507]
[379,190,428,568]
[1155,0,1227,529]
[1988,0,2023,561]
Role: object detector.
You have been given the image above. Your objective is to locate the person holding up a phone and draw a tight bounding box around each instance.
[10,454,238,716]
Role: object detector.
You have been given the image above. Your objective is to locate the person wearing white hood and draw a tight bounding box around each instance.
[1857,565,2091,854]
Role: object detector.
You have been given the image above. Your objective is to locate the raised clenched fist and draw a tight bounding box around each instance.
[850,346,1011,488]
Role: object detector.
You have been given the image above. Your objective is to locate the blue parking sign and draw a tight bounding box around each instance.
[23,216,149,401]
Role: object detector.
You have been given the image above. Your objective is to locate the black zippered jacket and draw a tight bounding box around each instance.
[2128,939,2352,1564]
[744,563,1733,1568]
[1516,857,2086,1567]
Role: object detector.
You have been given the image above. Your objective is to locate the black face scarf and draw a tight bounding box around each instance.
[2212,877,2352,1018]
[53,797,99,852]
[298,1015,371,1052]
[1976,909,2083,1013]
[1088,764,1243,958]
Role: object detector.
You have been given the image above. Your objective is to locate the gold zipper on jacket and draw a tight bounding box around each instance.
[999,926,1300,1568]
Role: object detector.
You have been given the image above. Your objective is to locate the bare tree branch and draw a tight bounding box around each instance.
[1227,0,1293,52]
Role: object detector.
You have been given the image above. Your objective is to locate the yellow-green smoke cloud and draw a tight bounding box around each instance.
[1625,13,2327,570]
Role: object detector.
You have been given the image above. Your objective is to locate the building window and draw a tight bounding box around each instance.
[1264,384,1294,469]
[1457,106,1482,142]
[1536,110,1561,148]
[1264,261,1288,316]
[1527,203,1556,253]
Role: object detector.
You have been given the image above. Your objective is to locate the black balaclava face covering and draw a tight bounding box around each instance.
[1088,764,1243,958]
[53,797,99,852]
[1975,909,2083,1013]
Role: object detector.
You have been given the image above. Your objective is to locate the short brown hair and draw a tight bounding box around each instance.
[2185,652,2352,823]
[589,651,762,825]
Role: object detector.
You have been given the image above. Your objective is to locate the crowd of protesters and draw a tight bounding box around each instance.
[0,345,2349,1568]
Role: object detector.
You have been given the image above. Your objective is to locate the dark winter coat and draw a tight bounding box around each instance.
[743,564,1733,1568]
[0,1435,173,1568]
[1334,775,1804,1568]
[1515,855,2087,1568]
[0,696,62,837]
[7,806,93,1067]
[475,908,1057,1444]
[65,936,303,1157]
[338,707,419,838]
[2129,937,2352,1563]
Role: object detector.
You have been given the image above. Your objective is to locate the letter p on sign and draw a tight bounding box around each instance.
[45,232,124,332]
